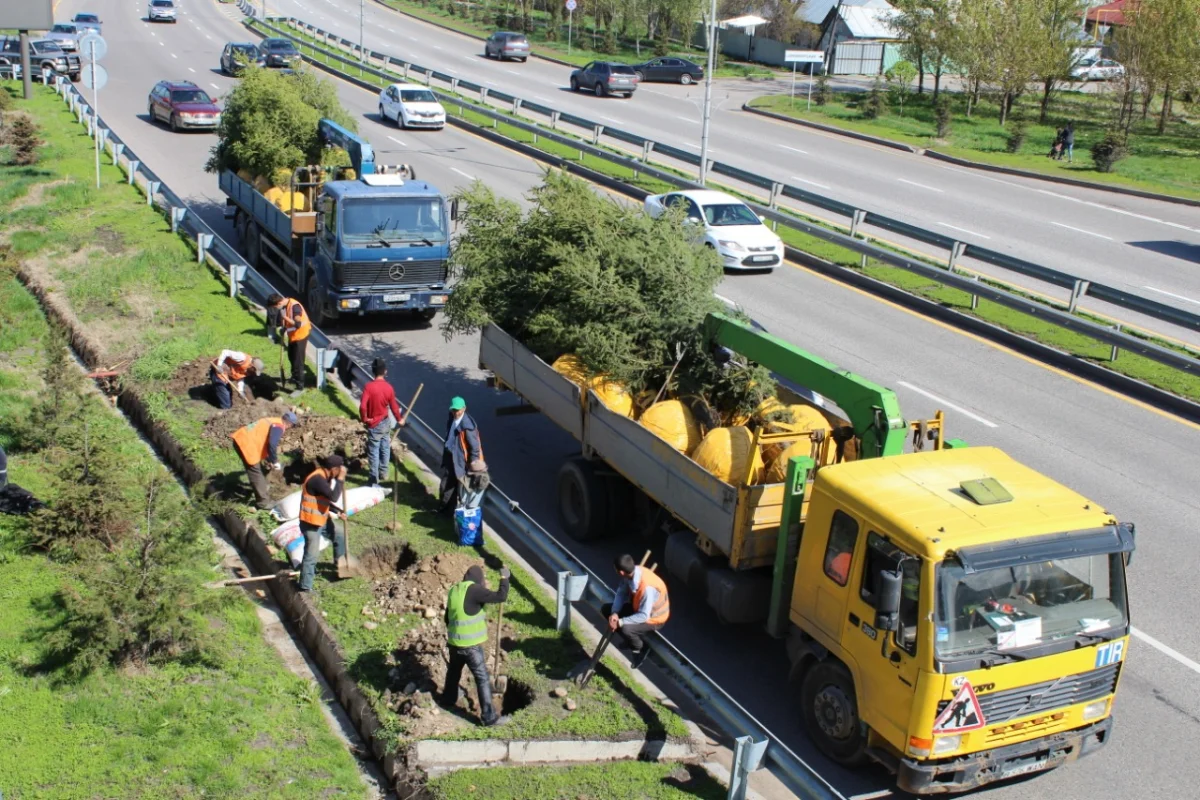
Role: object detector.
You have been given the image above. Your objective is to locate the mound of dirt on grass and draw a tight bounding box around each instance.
[168,357,220,399]
[284,416,367,464]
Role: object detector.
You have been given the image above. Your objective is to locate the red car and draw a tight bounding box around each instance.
[147,80,221,132]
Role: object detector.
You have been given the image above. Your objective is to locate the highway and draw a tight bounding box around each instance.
[54,1,1200,797]
[264,0,1200,348]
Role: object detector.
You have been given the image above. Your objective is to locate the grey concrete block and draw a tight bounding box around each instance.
[414,740,509,765]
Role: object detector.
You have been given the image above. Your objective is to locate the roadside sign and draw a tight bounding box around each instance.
[785,50,824,63]
[81,62,108,91]
[78,32,108,63]
[565,0,576,9]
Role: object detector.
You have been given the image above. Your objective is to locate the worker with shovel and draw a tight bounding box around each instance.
[209,349,264,410]
[601,553,670,669]
[230,411,299,510]
[267,293,311,393]
[359,358,406,488]
[439,564,512,726]
[297,455,352,591]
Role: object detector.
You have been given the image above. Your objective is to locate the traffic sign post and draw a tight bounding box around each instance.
[79,32,108,189]
[785,49,824,111]
[565,0,576,54]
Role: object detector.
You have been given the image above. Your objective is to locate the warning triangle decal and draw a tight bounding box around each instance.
[932,682,986,733]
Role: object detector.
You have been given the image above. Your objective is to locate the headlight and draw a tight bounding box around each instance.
[932,735,962,755]
[430,295,448,304]
[1082,699,1110,720]
[717,240,746,252]
[338,298,361,310]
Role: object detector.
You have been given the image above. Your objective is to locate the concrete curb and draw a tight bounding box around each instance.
[413,737,695,768]
[742,102,923,153]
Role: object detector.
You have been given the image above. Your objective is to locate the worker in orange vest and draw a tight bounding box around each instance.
[601,553,670,669]
[230,412,298,509]
[209,349,264,409]
[297,455,350,591]
[267,293,311,393]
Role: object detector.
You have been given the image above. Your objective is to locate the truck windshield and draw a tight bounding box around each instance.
[935,552,1128,663]
[342,197,446,243]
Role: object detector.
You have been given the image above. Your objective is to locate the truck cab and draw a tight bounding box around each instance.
[789,446,1133,793]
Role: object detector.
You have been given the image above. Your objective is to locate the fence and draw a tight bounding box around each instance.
[49,73,845,800]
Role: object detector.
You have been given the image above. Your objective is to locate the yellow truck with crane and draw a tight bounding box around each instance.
[480,311,1134,793]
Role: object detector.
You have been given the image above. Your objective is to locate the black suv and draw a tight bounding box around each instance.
[569,61,639,98]
[0,37,82,82]
[258,38,301,68]
[221,42,264,75]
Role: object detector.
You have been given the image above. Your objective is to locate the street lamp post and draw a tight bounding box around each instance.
[359,0,366,63]
[698,0,717,185]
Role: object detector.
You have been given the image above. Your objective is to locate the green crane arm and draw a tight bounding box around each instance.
[702,312,907,458]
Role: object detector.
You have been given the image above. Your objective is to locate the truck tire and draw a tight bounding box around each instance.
[801,660,868,766]
[665,531,709,594]
[556,458,607,541]
[415,308,438,323]
[306,270,330,329]
[705,567,772,626]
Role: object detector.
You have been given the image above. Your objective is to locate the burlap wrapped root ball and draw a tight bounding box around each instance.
[763,405,847,482]
[552,355,634,418]
[691,426,764,485]
[640,399,702,454]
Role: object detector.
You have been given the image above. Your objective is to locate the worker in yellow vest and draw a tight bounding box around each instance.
[439,564,511,726]
[229,411,298,509]
[268,293,311,392]
[602,553,670,669]
[297,455,350,591]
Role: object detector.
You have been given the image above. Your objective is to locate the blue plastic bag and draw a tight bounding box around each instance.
[455,506,483,547]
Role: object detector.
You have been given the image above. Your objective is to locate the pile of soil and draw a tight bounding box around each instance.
[282,416,367,464]
[167,357,258,401]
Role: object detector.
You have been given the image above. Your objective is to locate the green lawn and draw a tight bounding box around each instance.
[428,761,729,799]
[749,91,1200,200]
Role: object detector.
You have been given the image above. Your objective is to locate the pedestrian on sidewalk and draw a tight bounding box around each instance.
[601,553,670,669]
[359,358,406,488]
[439,564,512,726]
[267,293,311,393]
[297,455,350,592]
[209,349,264,409]
[230,411,299,509]
[1062,121,1075,163]
[439,396,485,514]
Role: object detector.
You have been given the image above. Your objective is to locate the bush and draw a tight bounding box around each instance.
[862,76,886,119]
[1005,118,1028,154]
[815,73,832,106]
[934,95,952,139]
[3,112,42,166]
[1091,133,1128,173]
[884,60,917,117]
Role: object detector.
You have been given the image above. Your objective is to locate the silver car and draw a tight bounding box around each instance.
[148,0,178,23]
[46,23,83,52]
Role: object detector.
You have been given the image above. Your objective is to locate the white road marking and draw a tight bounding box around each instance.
[451,167,475,180]
[676,115,697,123]
[777,144,807,154]
[898,177,944,193]
[713,293,736,306]
[160,41,165,46]
[532,95,549,102]
[171,53,177,58]
[188,67,195,73]
[1051,221,1113,240]
[504,69,520,75]
[1036,188,1200,235]
[897,382,998,428]
[1131,628,1200,676]
[1142,285,1200,306]
[937,222,991,240]
[387,135,407,147]
[433,45,444,51]
[210,83,221,90]
[599,115,620,122]
[791,176,830,190]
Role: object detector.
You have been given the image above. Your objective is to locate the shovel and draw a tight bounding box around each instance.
[205,570,298,589]
[336,484,364,579]
[278,332,287,385]
[386,383,424,533]
[491,596,506,693]
[572,551,652,688]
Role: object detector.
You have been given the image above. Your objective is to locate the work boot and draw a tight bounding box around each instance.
[482,714,511,728]
[630,649,649,669]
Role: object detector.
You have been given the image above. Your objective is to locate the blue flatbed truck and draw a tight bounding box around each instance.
[221,119,454,326]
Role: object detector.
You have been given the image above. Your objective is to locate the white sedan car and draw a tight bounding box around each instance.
[1070,58,1125,81]
[644,190,784,270]
[378,83,446,130]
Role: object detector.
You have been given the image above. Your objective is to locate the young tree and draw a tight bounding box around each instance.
[892,0,956,98]
[1117,0,1200,133]
[886,60,918,115]
[1031,0,1090,124]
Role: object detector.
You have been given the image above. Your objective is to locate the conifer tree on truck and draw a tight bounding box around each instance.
[220,119,454,327]
[479,312,1135,794]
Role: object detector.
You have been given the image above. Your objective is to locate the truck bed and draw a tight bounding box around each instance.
[219,170,315,247]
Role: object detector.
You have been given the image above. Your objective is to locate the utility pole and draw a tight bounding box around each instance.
[698,0,717,185]
[19,30,32,100]
[359,0,366,62]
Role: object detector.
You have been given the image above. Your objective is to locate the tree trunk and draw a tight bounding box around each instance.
[999,91,1010,126]
[1158,85,1172,134]
[917,51,925,94]
[1039,78,1054,124]
[972,77,981,105]
[933,66,942,100]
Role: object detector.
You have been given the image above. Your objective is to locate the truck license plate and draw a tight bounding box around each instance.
[384,293,411,303]
[1000,759,1050,779]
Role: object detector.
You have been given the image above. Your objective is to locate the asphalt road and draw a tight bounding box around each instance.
[52,1,1200,797]
[262,0,1200,348]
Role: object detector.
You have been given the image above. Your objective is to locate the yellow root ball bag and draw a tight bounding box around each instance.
[640,400,702,454]
[692,426,763,485]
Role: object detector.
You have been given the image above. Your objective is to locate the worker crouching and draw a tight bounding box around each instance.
[230,412,298,509]
[440,564,511,726]
[209,349,264,409]
[602,553,670,669]
[297,455,350,591]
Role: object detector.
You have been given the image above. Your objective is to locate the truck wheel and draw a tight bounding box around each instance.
[801,661,868,766]
[306,271,330,329]
[705,567,772,625]
[244,224,261,269]
[415,308,437,323]
[556,458,607,541]
[665,530,709,594]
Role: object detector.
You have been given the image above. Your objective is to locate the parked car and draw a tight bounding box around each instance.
[631,56,703,85]
[484,31,530,62]
[1070,58,1124,81]
[258,38,301,68]
[0,60,21,81]
[378,83,446,129]
[0,37,81,82]
[45,23,83,52]
[148,0,178,23]
[72,13,102,34]
[569,61,638,98]
[644,190,784,271]
[221,42,264,75]
[148,80,222,132]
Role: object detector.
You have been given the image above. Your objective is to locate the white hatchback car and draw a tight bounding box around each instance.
[644,190,784,270]
[1069,58,1124,81]
[378,83,446,130]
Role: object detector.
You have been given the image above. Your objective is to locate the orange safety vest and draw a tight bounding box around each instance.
[281,298,311,341]
[299,467,339,527]
[230,416,283,467]
[223,353,255,381]
[632,567,670,626]
[458,426,484,466]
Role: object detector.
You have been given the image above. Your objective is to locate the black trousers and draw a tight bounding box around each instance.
[287,337,307,389]
[601,603,663,654]
[440,644,497,725]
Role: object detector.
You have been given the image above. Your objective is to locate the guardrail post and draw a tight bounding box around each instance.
[170,206,186,234]
[1110,325,1120,361]
[146,180,160,205]
[86,117,94,138]
[1068,279,1091,314]
[402,63,410,80]
[727,736,768,800]
[112,142,124,165]
[512,97,522,115]
[424,69,432,86]
[769,182,783,209]
[592,125,603,145]
[227,262,245,296]
[970,275,980,310]
[196,232,213,266]
[479,86,488,104]
[948,241,967,271]
[555,571,589,633]
[313,347,331,389]
[97,128,109,151]
[550,110,560,130]
[127,160,140,184]
[641,140,654,162]
[450,77,459,93]
[850,209,868,268]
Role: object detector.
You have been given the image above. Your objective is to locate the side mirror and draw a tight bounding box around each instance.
[1121,521,1135,567]
[758,214,766,223]
[450,198,459,221]
[686,216,701,225]
[874,568,903,632]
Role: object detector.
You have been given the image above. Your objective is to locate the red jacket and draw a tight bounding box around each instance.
[360,378,403,428]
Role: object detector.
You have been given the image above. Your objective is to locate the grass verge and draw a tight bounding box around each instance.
[427,761,729,799]
[4,82,686,757]
[267,28,1200,405]
[747,92,1200,201]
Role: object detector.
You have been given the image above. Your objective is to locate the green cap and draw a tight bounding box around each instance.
[450,396,467,411]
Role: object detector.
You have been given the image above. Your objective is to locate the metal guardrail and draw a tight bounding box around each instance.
[256,18,1200,383]
[268,14,1200,341]
[50,76,841,800]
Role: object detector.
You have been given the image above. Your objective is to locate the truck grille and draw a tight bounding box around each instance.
[336,259,446,289]
[938,663,1120,724]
